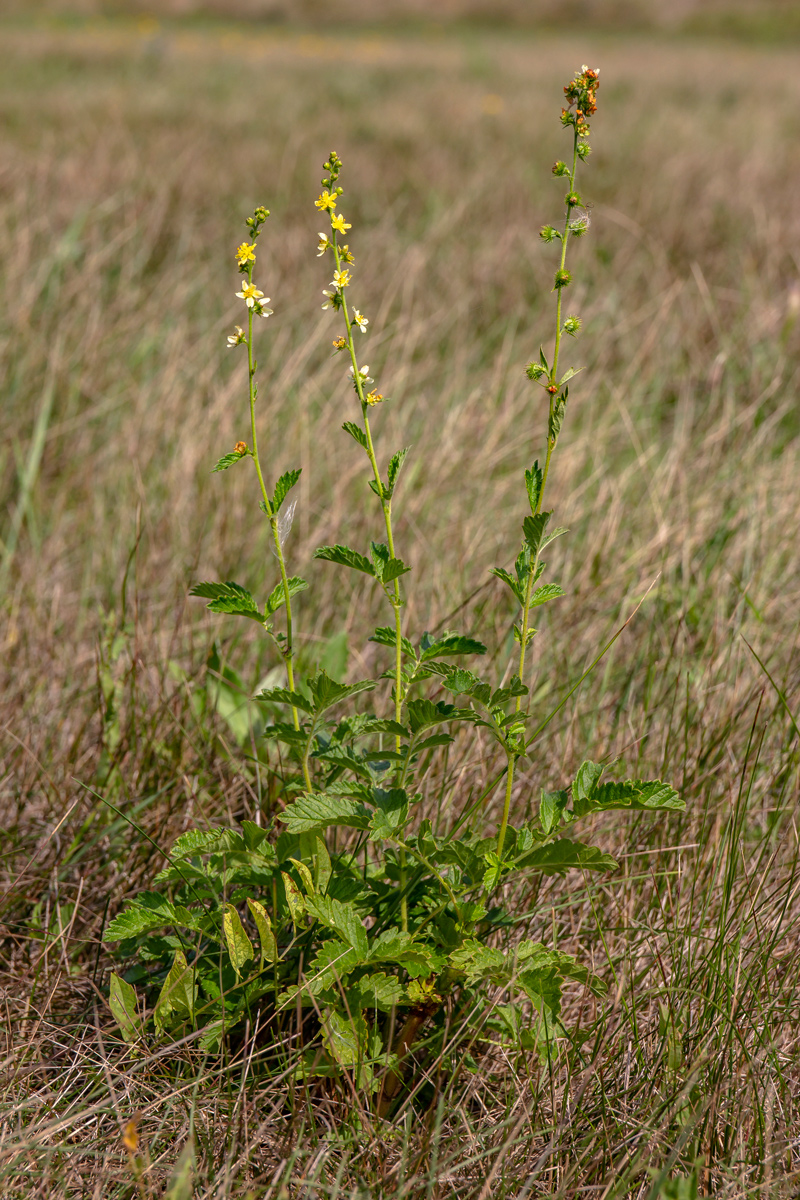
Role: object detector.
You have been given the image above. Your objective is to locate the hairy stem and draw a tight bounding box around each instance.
[244,260,310,791]
[495,131,581,858]
[331,233,408,930]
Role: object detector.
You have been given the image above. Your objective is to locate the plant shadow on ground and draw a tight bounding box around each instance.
[1,14,800,1199]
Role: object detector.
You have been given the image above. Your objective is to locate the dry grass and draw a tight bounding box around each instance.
[1,13,800,1198]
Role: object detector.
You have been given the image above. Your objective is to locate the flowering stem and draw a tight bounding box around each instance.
[243,261,311,794]
[495,131,581,859]
[330,231,408,931]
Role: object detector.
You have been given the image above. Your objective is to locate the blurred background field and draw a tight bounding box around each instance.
[2,4,800,1197]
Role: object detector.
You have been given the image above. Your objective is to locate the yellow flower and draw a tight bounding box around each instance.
[333,268,351,290]
[315,190,338,212]
[235,242,256,266]
[366,389,384,405]
[236,281,266,308]
[340,244,355,264]
[317,232,332,256]
[331,213,352,235]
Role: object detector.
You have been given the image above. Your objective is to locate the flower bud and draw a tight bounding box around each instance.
[563,315,581,336]
[552,160,569,176]
[554,268,572,289]
[526,362,547,380]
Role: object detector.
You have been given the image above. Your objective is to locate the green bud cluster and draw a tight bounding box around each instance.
[322,149,343,190]
[245,206,270,241]
[526,362,547,380]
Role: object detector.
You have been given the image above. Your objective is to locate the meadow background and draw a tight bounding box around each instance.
[2,2,800,1196]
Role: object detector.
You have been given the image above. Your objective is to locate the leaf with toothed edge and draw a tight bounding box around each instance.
[265,576,309,616]
[190,581,264,624]
[314,545,375,576]
[272,468,301,514]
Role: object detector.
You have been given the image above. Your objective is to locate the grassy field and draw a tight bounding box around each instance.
[1,10,800,1198]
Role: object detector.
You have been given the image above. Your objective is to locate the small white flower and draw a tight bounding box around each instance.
[322,288,336,310]
[227,325,245,348]
[253,299,273,319]
[352,310,368,333]
[317,232,331,257]
[348,363,373,384]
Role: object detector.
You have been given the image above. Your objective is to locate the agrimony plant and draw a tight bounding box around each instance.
[105,67,682,1113]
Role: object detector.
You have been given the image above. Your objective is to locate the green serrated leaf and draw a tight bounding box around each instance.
[369,788,409,841]
[262,721,309,748]
[573,778,683,818]
[351,972,406,1012]
[288,857,316,896]
[516,837,618,875]
[314,544,375,576]
[265,576,309,617]
[549,392,567,441]
[271,468,301,513]
[441,667,484,696]
[223,904,254,979]
[246,898,278,966]
[368,930,442,978]
[256,685,313,713]
[281,872,306,927]
[154,950,196,1034]
[190,581,264,624]
[212,448,248,473]
[491,567,525,607]
[387,447,410,491]
[382,557,411,583]
[522,512,551,557]
[406,698,460,734]
[539,345,549,371]
[370,625,416,658]
[558,366,583,387]
[418,632,487,662]
[530,582,566,607]
[539,788,569,836]
[342,420,368,448]
[279,792,372,835]
[525,462,543,514]
[108,974,142,1044]
[572,761,604,806]
[449,939,506,981]
[307,670,375,714]
[323,1008,369,1068]
[305,895,368,958]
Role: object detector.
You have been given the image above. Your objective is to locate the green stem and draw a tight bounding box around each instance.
[495,132,581,859]
[244,261,311,793]
[330,231,409,930]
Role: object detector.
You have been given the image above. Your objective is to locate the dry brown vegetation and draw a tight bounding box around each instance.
[1,13,800,1198]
